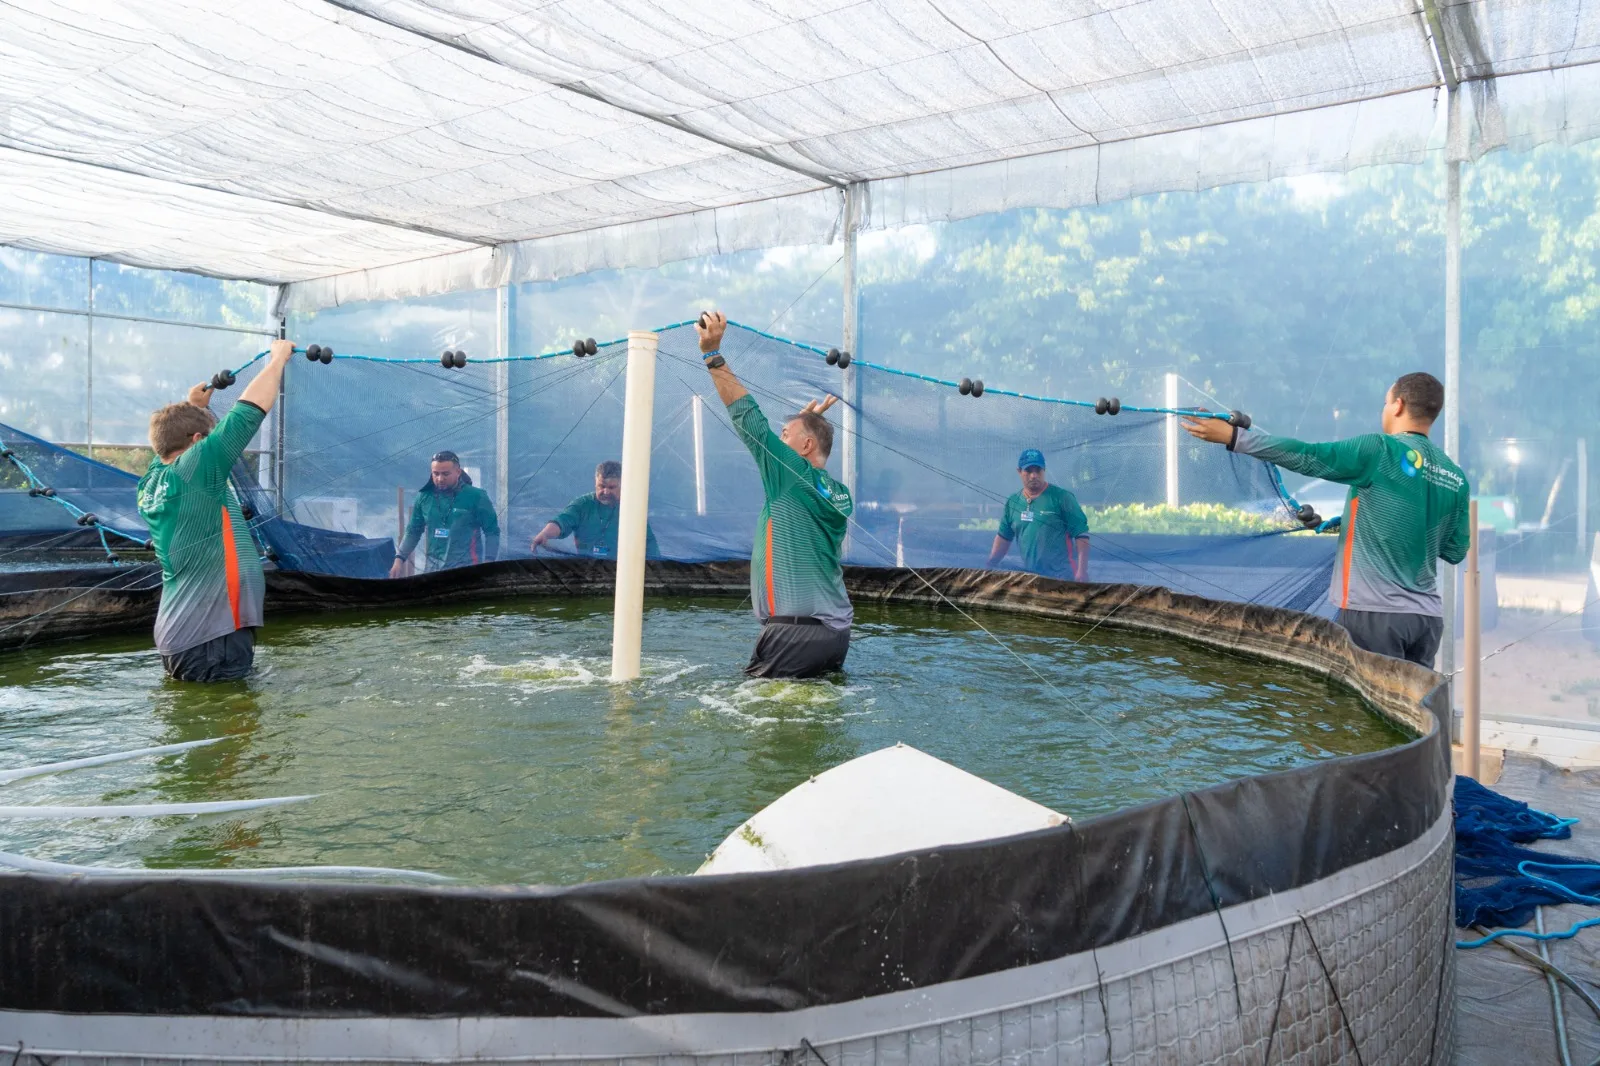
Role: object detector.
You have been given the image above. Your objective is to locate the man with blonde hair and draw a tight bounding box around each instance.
[137,339,295,681]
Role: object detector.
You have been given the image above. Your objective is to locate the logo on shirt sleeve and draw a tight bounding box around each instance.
[815,472,852,513]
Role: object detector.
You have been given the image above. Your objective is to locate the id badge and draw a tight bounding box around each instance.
[433,527,450,538]
[1019,510,1035,523]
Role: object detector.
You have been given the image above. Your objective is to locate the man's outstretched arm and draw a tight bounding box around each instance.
[1182,416,1379,486]
[186,339,295,487]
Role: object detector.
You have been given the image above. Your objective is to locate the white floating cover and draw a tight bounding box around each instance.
[697,743,1066,876]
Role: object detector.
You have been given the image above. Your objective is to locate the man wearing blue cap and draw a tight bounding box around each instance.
[986,449,1090,582]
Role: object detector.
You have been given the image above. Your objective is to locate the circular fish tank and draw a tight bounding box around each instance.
[0,562,1454,1064]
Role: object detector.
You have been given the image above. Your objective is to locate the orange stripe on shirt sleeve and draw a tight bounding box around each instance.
[765,517,776,615]
[219,505,242,629]
[1339,497,1359,609]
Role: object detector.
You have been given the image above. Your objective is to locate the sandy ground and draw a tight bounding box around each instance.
[1456,574,1600,725]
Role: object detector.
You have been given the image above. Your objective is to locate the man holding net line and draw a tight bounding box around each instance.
[1182,371,1469,667]
[137,339,295,682]
[698,310,854,678]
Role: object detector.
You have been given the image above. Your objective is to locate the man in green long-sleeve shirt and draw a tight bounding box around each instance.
[138,338,295,682]
[697,309,854,678]
[1183,372,1470,667]
[529,460,660,559]
[389,450,500,576]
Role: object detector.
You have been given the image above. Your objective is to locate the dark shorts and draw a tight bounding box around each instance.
[746,617,851,679]
[162,627,257,683]
[1336,609,1443,668]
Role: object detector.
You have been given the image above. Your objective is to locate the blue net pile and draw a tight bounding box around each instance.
[3,321,1338,610]
[1454,774,1600,946]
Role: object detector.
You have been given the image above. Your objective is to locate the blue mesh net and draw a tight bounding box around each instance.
[3,322,1340,611]
[1453,774,1600,940]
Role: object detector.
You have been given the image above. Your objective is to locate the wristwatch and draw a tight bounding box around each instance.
[703,350,726,369]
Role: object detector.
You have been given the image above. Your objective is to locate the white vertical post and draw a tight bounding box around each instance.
[1463,500,1481,780]
[274,313,287,515]
[840,183,863,560]
[1440,89,1463,701]
[692,394,707,517]
[495,285,511,540]
[1164,372,1179,508]
[1579,438,1589,555]
[611,330,659,682]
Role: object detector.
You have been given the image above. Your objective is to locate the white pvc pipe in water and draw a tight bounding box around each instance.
[611,330,658,682]
[0,737,226,786]
[0,795,315,819]
[692,393,707,517]
[0,849,451,881]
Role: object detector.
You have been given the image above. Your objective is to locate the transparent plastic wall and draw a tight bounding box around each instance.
[0,248,277,460]
[284,246,843,549]
[854,147,1600,741]
[507,245,843,550]
[1452,140,1600,745]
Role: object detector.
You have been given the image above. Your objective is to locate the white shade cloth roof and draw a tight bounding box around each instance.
[1,0,1598,300]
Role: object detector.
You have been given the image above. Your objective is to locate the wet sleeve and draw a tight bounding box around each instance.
[996,498,1016,541]
[552,497,586,538]
[1441,487,1472,565]
[728,395,810,498]
[1063,492,1090,539]
[1230,430,1381,487]
[181,401,265,490]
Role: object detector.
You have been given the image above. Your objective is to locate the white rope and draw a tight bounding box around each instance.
[0,795,315,819]
[0,849,450,881]
[0,737,226,786]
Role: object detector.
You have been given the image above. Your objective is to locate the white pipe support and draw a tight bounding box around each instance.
[611,330,659,682]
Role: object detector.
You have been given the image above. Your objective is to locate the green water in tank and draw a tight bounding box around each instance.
[0,598,1407,884]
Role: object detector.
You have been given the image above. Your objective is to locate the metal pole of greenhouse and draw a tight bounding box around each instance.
[1440,87,1463,716]
[839,182,864,561]
[495,285,512,540]
[611,330,659,682]
[1164,372,1179,508]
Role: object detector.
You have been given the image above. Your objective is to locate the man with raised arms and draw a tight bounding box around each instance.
[698,310,854,678]
[138,339,295,682]
[1182,372,1470,667]
[529,459,661,560]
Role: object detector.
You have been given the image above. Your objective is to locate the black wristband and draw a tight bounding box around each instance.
[703,353,726,369]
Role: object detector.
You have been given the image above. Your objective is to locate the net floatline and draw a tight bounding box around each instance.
[0,430,148,561]
[213,321,1245,421]
[202,319,1319,551]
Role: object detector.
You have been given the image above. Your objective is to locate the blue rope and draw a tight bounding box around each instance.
[1456,795,1596,949]
[230,320,1237,420]
[1458,913,1600,949]
[0,430,148,555]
